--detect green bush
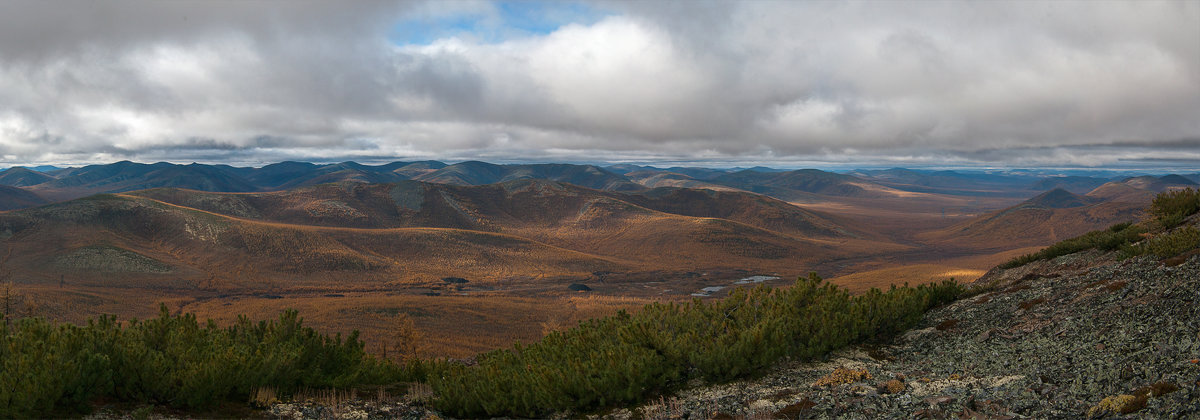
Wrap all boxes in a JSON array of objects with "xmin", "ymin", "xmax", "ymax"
[
  {"xmin": 425, "ymin": 274, "xmax": 963, "ymax": 418},
  {"xmin": 0, "ymin": 305, "xmax": 397, "ymax": 418},
  {"xmin": 1121, "ymin": 226, "xmax": 1200, "ymax": 259},
  {"xmin": 1150, "ymin": 188, "xmax": 1200, "ymax": 229},
  {"xmin": 1000, "ymin": 222, "xmax": 1143, "ymax": 269},
  {"xmin": 3, "ymin": 278, "xmax": 964, "ymax": 418}
]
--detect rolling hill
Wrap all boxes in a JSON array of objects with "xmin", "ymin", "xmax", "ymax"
[
  {"xmin": 710, "ymin": 169, "xmax": 909, "ymax": 200},
  {"xmin": 413, "ymin": 162, "xmax": 642, "ymax": 191},
  {"xmin": 919, "ymin": 188, "xmax": 1142, "ymax": 249},
  {"xmin": 1085, "ymin": 174, "xmax": 1198, "ymax": 203},
  {"xmin": 127, "ymin": 180, "xmax": 850, "ymax": 236},
  {"xmin": 1028, "ymin": 175, "xmax": 1112, "ymax": 194},
  {"xmin": 0, "ymin": 167, "xmax": 56, "ymax": 187},
  {"xmin": 849, "ymin": 168, "xmax": 1040, "ymax": 196},
  {"xmin": 6, "ymin": 160, "xmax": 645, "ymax": 204},
  {"xmin": 0, "ymin": 180, "xmax": 879, "ymax": 290},
  {"xmin": 0, "ymin": 185, "xmax": 46, "ymax": 211},
  {"xmin": 622, "ymin": 170, "xmax": 735, "ymax": 190}
]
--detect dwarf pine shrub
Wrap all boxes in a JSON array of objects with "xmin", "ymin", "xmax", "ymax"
[
  {"xmin": 1121, "ymin": 225, "xmax": 1200, "ymax": 259},
  {"xmin": 1150, "ymin": 188, "xmax": 1200, "ymax": 229},
  {"xmin": 4, "ymin": 277, "xmax": 963, "ymax": 418},
  {"xmin": 1000, "ymin": 222, "xmax": 1143, "ymax": 269},
  {"xmin": 425, "ymin": 274, "xmax": 963, "ymax": 418},
  {"xmin": 0, "ymin": 305, "xmax": 398, "ymax": 418}
]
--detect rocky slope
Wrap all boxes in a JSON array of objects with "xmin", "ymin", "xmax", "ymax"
[{"xmin": 607, "ymin": 251, "xmax": 1200, "ymax": 419}]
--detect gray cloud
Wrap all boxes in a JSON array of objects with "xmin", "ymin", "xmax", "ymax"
[{"xmin": 0, "ymin": 0, "xmax": 1197, "ymax": 168}]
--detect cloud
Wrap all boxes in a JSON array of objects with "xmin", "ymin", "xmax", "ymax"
[{"xmin": 0, "ymin": 0, "xmax": 1197, "ymax": 168}]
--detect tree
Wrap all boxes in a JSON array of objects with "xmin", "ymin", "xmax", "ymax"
[{"xmin": 387, "ymin": 313, "xmax": 425, "ymax": 363}]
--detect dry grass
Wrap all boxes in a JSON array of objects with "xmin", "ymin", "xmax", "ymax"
[
  {"xmin": 404, "ymin": 383, "xmax": 434, "ymax": 403},
  {"xmin": 249, "ymin": 387, "xmax": 279, "ymax": 408},
  {"xmin": 639, "ymin": 396, "xmax": 685, "ymax": 420},
  {"xmin": 814, "ymin": 367, "xmax": 872, "ymax": 387},
  {"xmin": 292, "ymin": 388, "xmax": 356, "ymax": 406}
]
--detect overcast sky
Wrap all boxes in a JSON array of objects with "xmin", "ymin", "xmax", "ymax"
[{"xmin": 0, "ymin": 0, "xmax": 1197, "ymax": 168}]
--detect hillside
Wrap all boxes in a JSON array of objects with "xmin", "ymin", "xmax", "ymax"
[
  {"xmin": 1021, "ymin": 187, "xmax": 1099, "ymax": 208},
  {"xmin": 0, "ymin": 167, "xmax": 56, "ymax": 187},
  {"xmin": 10, "ymin": 160, "xmax": 646, "ymax": 202},
  {"xmin": 0, "ymin": 192, "xmax": 621, "ymax": 287},
  {"xmin": 614, "ymin": 239, "xmax": 1200, "ymax": 419},
  {"xmin": 0, "ymin": 180, "xmax": 878, "ymax": 291},
  {"xmin": 623, "ymin": 170, "xmax": 735, "ymax": 190},
  {"xmin": 851, "ymin": 168, "xmax": 1040, "ymax": 197},
  {"xmin": 1029, "ymin": 175, "xmax": 1112, "ymax": 194},
  {"xmin": 920, "ymin": 188, "xmax": 1143, "ymax": 249},
  {"xmin": 1088, "ymin": 175, "xmax": 1199, "ymax": 203},
  {"xmin": 413, "ymin": 161, "xmax": 642, "ymax": 191},
  {"xmin": 711, "ymin": 169, "xmax": 909, "ymax": 200},
  {"xmin": 25, "ymin": 161, "xmax": 259, "ymax": 201},
  {"xmin": 0, "ymin": 185, "xmax": 46, "ymax": 211}
]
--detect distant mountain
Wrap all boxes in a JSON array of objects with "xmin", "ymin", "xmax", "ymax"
[
  {"xmin": 711, "ymin": 169, "xmax": 900, "ymax": 200},
  {"xmin": 604, "ymin": 164, "xmax": 656, "ymax": 175},
  {"xmin": 1087, "ymin": 175, "xmax": 1198, "ymax": 203},
  {"xmin": 1028, "ymin": 176, "xmax": 1112, "ymax": 194},
  {"xmin": 0, "ymin": 167, "xmax": 56, "ymax": 187},
  {"xmin": 33, "ymin": 161, "xmax": 258, "ymax": 200},
  {"xmin": 615, "ymin": 187, "xmax": 850, "ymax": 238},
  {"xmin": 1124, "ymin": 174, "xmax": 1197, "ymax": 190},
  {"xmin": 732, "ymin": 166, "xmax": 789, "ymax": 173},
  {"xmin": 1021, "ymin": 188, "xmax": 1099, "ymax": 209},
  {"xmin": 921, "ymin": 188, "xmax": 1141, "ymax": 249},
  {"xmin": 850, "ymin": 168, "xmax": 1040, "ymax": 196},
  {"xmin": 0, "ymin": 185, "xmax": 47, "ymax": 211},
  {"xmin": 391, "ymin": 161, "xmax": 448, "ymax": 178},
  {"xmin": 414, "ymin": 162, "xmax": 642, "ymax": 191},
  {"xmin": 623, "ymin": 171, "xmax": 735, "ymax": 191},
  {"xmin": 6, "ymin": 160, "xmax": 652, "ymax": 201},
  {"xmin": 662, "ymin": 167, "xmax": 733, "ymax": 180}
]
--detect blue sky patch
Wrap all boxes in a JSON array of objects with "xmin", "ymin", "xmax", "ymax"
[{"xmin": 390, "ymin": 1, "xmax": 612, "ymax": 45}]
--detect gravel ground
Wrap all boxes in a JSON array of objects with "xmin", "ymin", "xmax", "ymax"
[{"xmin": 603, "ymin": 251, "xmax": 1200, "ymax": 419}]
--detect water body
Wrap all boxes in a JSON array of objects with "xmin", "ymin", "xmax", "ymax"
[{"xmin": 734, "ymin": 275, "xmax": 779, "ymax": 285}]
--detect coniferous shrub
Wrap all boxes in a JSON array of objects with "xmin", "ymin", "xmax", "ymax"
[
  {"xmin": 1000, "ymin": 222, "xmax": 1143, "ymax": 269},
  {"xmin": 0, "ymin": 305, "xmax": 398, "ymax": 418},
  {"xmin": 1121, "ymin": 225, "xmax": 1200, "ymax": 259},
  {"xmin": 4, "ymin": 277, "xmax": 965, "ymax": 418},
  {"xmin": 424, "ymin": 274, "xmax": 963, "ymax": 418},
  {"xmin": 1150, "ymin": 188, "xmax": 1200, "ymax": 229}
]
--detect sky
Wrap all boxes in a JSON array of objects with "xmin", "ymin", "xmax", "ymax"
[{"xmin": 0, "ymin": 0, "xmax": 1197, "ymax": 169}]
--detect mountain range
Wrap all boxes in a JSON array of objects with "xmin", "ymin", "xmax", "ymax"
[
  {"xmin": 3, "ymin": 159, "xmax": 1199, "ymax": 365},
  {"xmin": 4, "ymin": 160, "xmax": 1196, "ymax": 210}
]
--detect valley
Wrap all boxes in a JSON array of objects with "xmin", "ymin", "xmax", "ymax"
[{"xmin": 1, "ymin": 161, "xmax": 1195, "ymax": 357}]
